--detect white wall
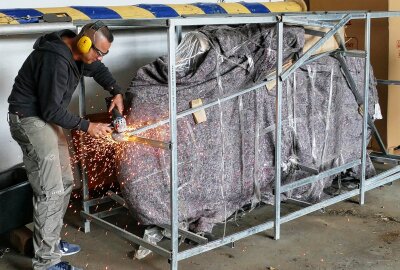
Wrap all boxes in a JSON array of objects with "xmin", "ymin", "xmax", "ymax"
[{"xmin": 0, "ymin": 0, "xmax": 279, "ymax": 171}]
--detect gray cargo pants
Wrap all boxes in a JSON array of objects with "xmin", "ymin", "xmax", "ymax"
[{"xmin": 8, "ymin": 114, "xmax": 74, "ymax": 270}]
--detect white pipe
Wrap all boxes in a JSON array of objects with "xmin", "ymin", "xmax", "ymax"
[{"xmin": 0, "ymin": 22, "xmax": 74, "ymax": 36}]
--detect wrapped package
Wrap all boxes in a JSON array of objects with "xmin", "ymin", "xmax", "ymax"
[{"xmin": 118, "ymin": 23, "xmax": 378, "ymax": 233}]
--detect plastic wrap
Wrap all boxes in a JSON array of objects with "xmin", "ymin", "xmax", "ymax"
[
  {"xmin": 118, "ymin": 23, "xmax": 378, "ymax": 233},
  {"xmin": 134, "ymin": 226, "xmax": 164, "ymax": 259}
]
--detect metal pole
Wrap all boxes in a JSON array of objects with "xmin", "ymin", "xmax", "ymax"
[
  {"xmin": 167, "ymin": 20, "xmax": 179, "ymax": 270},
  {"xmin": 76, "ymin": 23, "xmax": 91, "ymax": 233},
  {"xmin": 360, "ymin": 13, "xmax": 371, "ymax": 205},
  {"xmin": 274, "ymin": 20, "xmax": 283, "ymax": 241},
  {"xmin": 79, "ymin": 76, "xmax": 90, "ymax": 233}
]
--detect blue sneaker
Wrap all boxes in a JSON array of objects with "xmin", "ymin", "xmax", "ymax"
[
  {"xmin": 47, "ymin": 261, "xmax": 82, "ymax": 270},
  {"xmin": 59, "ymin": 240, "xmax": 81, "ymax": 256}
]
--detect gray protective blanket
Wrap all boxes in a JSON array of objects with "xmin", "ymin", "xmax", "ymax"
[{"xmin": 119, "ymin": 24, "xmax": 378, "ymax": 233}]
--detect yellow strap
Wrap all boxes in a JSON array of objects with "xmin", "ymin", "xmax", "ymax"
[{"xmin": 36, "ymin": 7, "xmax": 90, "ymax": 21}]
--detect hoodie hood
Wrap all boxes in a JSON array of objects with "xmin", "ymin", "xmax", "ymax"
[{"xmin": 33, "ymin": 29, "xmax": 81, "ymax": 77}]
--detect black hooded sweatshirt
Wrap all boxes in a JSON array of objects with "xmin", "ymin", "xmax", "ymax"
[{"xmin": 8, "ymin": 29, "xmax": 123, "ymax": 132}]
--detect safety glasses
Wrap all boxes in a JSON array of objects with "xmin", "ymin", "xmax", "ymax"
[{"xmin": 92, "ymin": 44, "xmax": 109, "ymax": 57}]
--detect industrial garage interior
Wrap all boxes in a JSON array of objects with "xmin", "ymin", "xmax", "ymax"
[{"xmin": 1, "ymin": 0, "xmax": 400, "ymax": 270}]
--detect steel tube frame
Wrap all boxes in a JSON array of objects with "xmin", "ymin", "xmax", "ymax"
[
  {"xmin": 281, "ymin": 189, "xmax": 360, "ymax": 223},
  {"xmin": 81, "ymin": 211, "xmax": 172, "ymax": 258},
  {"xmin": 167, "ymin": 21, "xmax": 179, "ymax": 270},
  {"xmin": 366, "ymin": 171, "xmax": 400, "ymax": 191},
  {"xmin": 70, "ymin": 11, "xmax": 400, "ymax": 270},
  {"xmin": 360, "ymin": 14, "xmax": 371, "ymax": 205},
  {"xmin": 377, "ymin": 79, "xmax": 400, "ymax": 85},
  {"xmin": 281, "ymin": 160, "xmax": 361, "ymax": 193},
  {"xmin": 274, "ymin": 21, "xmax": 283, "ymax": 241},
  {"xmin": 92, "ymin": 206, "xmax": 126, "ymax": 219}
]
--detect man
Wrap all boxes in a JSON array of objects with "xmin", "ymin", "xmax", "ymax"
[{"xmin": 7, "ymin": 21, "xmax": 123, "ymax": 270}]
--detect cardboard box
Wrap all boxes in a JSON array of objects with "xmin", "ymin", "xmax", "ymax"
[
  {"xmin": 388, "ymin": 0, "xmax": 400, "ymax": 152},
  {"xmin": 309, "ymin": 1, "xmax": 390, "ymax": 151}
]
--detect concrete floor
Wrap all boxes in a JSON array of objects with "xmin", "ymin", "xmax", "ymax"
[{"xmin": 1, "ymin": 178, "xmax": 399, "ymax": 270}]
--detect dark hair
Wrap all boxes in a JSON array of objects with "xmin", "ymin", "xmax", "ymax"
[
  {"xmin": 79, "ymin": 21, "xmax": 114, "ymax": 43},
  {"xmin": 98, "ymin": 24, "xmax": 114, "ymax": 43}
]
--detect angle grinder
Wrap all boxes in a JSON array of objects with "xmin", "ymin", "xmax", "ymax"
[{"xmin": 105, "ymin": 97, "xmax": 127, "ymax": 140}]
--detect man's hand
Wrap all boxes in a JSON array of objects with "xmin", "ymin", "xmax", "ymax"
[
  {"xmin": 108, "ymin": 94, "xmax": 124, "ymax": 115},
  {"xmin": 87, "ymin": 122, "xmax": 113, "ymax": 138}
]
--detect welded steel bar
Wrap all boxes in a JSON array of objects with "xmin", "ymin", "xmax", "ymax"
[
  {"xmin": 118, "ymin": 135, "xmax": 170, "ymax": 150},
  {"xmin": 285, "ymin": 198, "xmax": 312, "ymax": 208},
  {"xmin": 107, "ymin": 191, "xmax": 128, "ymax": 209},
  {"xmin": 282, "ymin": 17, "xmax": 336, "ymax": 28},
  {"xmin": 366, "ymin": 165, "xmax": 400, "ymax": 184},
  {"xmin": 281, "ymin": 160, "xmax": 361, "ymax": 193},
  {"xmin": 84, "ymin": 196, "xmax": 112, "ymax": 207},
  {"xmin": 81, "ymin": 211, "xmax": 171, "ymax": 258},
  {"xmin": 74, "ymin": 19, "xmax": 169, "ymax": 28},
  {"xmin": 171, "ymin": 16, "xmax": 277, "ymax": 26},
  {"xmin": 167, "ymin": 21, "xmax": 179, "ymax": 270},
  {"xmin": 335, "ymin": 32, "xmax": 347, "ymax": 51},
  {"xmin": 274, "ymin": 21, "xmax": 283, "ymax": 241},
  {"xmin": 283, "ymin": 11, "xmax": 400, "ymax": 20},
  {"xmin": 282, "ymin": 13, "xmax": 350, "ymax": 21},
  {"xmin": 365, "ymin": 172, "xmax": 400, "ymax": 191},
  {"xmin": 341, "ymin": 50, "xmax": 366, "ymax": 58},
  {"xmin": 0, "ymin": 22, "xmax": 74, "ymax": 36},
  {"xmin": 377, "ymin": 79, "xmax": 400, "ymax": 86},
  {"xmin": 281, "ymin": 14, "xmax": 352, "ymax": 81},
  {"xmin": 92, "ymin": 206, "xmax": 126, "ymax": 219},
  {"xmin": 370, "ymin": 152, "xmax": 400, "ymax": 161},
  {"xmin": 177, "ymin": 220, "xmax": 274, "ymax": 261},
  {"xmin": 157, "ymin": 224, "xmax": 208, "ymax": 245},
  {"xmin": 336, "ymin": 53, "xmax": 388, "ymax": 155},
  {"xmin": 304, "ymin": 29, "xmax": 328, "ymax": 37},
  {"xmin": 360, "ymin": 13, "xmax": 371, "ymax": 205},
  {"xmin": 369, "ymin": 12, "xmax": 400, "ymax": 18},
  {"xmin": 281, "ymin": 189, "xmax": 360, "ymax": 224},
  {"xmin": 370, "ymin": 156, "xmax": 400, "ymax": 165}
]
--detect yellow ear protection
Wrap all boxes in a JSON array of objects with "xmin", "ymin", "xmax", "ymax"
[{"xmin": 77, "ymin": 21, "xmax": 106, "ymax": 54}]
